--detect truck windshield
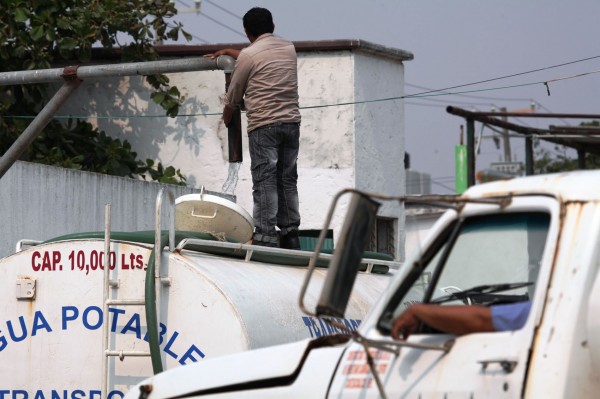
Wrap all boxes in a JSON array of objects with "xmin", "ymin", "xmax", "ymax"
[{"xmin": 380, "ymin": 212, "xmax": 550, "ymax": 332}]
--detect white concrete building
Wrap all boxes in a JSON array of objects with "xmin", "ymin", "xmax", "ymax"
[{"xmin": 60, "ymin": 40, "xmax": 413, "ymax": 259}]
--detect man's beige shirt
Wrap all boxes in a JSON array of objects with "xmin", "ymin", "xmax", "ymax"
[{"xmin": 224, "ymin": 33, "xmax": 301, "ymax": 133}]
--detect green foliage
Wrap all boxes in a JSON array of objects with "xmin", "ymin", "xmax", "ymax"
[
  {"xmin": 0, "ymin": 0, "xmax": 190, "ymax": 184},
  {"xmin": 138, "ymin": 159, "xmax": 187, "ymax": 186},
  {"xmin": 6, "ymin": 118, "xmax": 187, "ymax": 185},
  {"xmin": 534, "ymin": 120, "xmax": 600, "ymax": 174}
]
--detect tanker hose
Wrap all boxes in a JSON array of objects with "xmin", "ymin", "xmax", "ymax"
[{"xmin": 144, "ymin": 231, "xmax": 169, "ymax": 374}]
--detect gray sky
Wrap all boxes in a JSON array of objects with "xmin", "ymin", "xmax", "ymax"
[{"xmin": 171, "ymin": 0, "xmax": 600, "ymax": 193}]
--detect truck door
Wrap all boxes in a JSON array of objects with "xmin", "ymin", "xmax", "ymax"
[{"xmin": 329, "ymin": 197, "xmax": 559, "ymax": 398}]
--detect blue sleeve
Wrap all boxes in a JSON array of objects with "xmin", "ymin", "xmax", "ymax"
[{"xmin": 491, "ymin": 301, "xmax": 532, "ymax": 332}]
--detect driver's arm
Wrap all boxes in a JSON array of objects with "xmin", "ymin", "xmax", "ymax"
[{"xmin": 391, "ymin": 304, "xmax": 495, "ymax": 340}]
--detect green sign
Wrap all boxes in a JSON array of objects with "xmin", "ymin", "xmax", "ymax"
[{"xmin": 455, "ymin": 145, "xmax": 467, "ymax": 194}]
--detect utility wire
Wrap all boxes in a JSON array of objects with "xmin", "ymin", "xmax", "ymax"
[
  {"xmin": 427, "ymin": 176, "xmax": 458, "ymax": 182},
  {"xmin": 405, "ymin": 101, "xmax": 449, "ymax": 108},
  {"xmin": 176, "ymin": 0, "xmax": 194, "ymax": 8},
  {"xmin": 5, "ymin": 57, "xmax": 600, "ymax": 120},
  {"xmin": 174, "ymin": 0, "xmax": 245, "ymax": 39},
  {"xmin": 306, "ymin": 65, "xmax": 600, "ymax": 107},
  {"xmin": 204, "ymin": 0, "xmax": 243, "ymax": 20},
  {"xmin": 406, "ymin": 95, "xmax": 497, "ymax": 107},
  {"xmin": 172, "ymin": 0, "xmax": 209, "ymax": 43},
  {"xmin": 198, "ymin": 12, "xmax": 246, "ymax": 38},
  {"xmin": 406, "ymin": 82, "xmax": 532, "ymax": 102},
  {"xmin": 189, "ymin": 33, "xmax": 209, "ymax": 44},
  {"xmin": 430, "ymin": 180, "xmax": 455, "ymax": 192},
  {"xmin": 408, "ymin": 54, "xmax": 600, "ymax": 97}
]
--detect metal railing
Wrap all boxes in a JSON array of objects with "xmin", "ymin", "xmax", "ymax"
[{"xmin": 175, "ymin": 237, "xmax": 402, "ymax": 271}]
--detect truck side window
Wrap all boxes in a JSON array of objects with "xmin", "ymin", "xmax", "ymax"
[{"xmin": 379, "ymin": 212, "xmax": 550, "ymax": 333}]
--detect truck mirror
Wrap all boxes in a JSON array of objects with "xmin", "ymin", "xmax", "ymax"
[{"xmin": 316, "ymin": 192, "xmax": 380, "ymax": 318}]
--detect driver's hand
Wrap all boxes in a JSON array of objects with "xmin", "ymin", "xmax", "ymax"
[
  {"xmin": 204, "ymin": 49, "xmax": 228, "ymax": 59},
  {"xmin": 391, "ymin": 307, "xmax": 420, "ymax": 340}
]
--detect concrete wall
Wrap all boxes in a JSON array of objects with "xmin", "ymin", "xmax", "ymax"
[
  {"xmin": 56, "ymin": 46, "xmax": 407, "ymax": 258},
  {"xmin": 0, "ymin": 161, "xmax": 201, "ymax": 258},
  {"xmin": 353, "ymin": 52, "xmax": 406, "ymax": 258}
]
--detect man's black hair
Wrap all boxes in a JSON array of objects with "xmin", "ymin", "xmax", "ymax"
[{"xmin": 243, "ymin": 7, "xmax": 274, "ymax": 37}]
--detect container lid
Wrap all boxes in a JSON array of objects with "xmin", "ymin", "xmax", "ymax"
[{"xmin": 175, "ymin": 193, "xmax": 254, "ymax": 244}]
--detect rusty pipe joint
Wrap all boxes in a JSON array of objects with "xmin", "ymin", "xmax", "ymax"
[
  {"xmin": 216, "ymin": 55, "xmax": 236, "ymax": 74},
  {"xmin": 61, "ymin": 65, "xmax": 81, "ymax": 82}
]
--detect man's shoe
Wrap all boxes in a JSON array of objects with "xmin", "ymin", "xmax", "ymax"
[{"xmin": 280, "ymin": 230, "xmax": 301, "ymax": 250}]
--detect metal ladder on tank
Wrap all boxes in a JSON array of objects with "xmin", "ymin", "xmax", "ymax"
[{"xmin": 101, "ymin": 188, "xmax": 175, "ymax": 398}]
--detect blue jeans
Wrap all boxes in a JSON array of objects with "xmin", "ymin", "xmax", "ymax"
[{"xmin": 248, "ymin": 122, "xmax": 301, "ymax": 245}]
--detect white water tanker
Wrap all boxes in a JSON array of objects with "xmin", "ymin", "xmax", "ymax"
[{"xmin": 0, "ymin": 189, "xmax": 398, "ymax": 399}]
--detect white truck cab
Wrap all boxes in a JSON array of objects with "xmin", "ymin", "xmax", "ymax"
[{"xmin": 125, "ymin": 170, "xmax": 600, "ymax": 398}]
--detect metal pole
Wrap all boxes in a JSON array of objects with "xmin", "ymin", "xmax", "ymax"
[
  {"xmin": 446, "ymin": 106, "xmax": 546, "ymax": 137},
  {"xmin": 0, "ymin": 56, "xmax": 235, "ymax": 86},
  {"xmin": 577, "ymin": 149, "xmax": 586, "ymax": 169},
  {"xmin": 469, "ymin": 111, "xmax": 600, "ymax": 120},
  {"xmin": 0, "ymin": 55, "xmax": 236, "ymax": 181},
  {"xmin": 525, "ymin": 136, "xmax": 534, "ymax": 176},
  {"xmin": 500, "ymin": 107, "xmax": 512, "ymax": 162},
  {"xmin": 0, "ymin": 79, "xmax": 81, "ymax": 179},
  {"xmin": 102, "ymin": 204, "xmax": 112, "ymax": 399},
  {"xmin": 466, "ymin": 118, "xmax": 475, "ymax": 187},
  {"xmin": 225, "ymin": 72, "xmax": 243, "ymax": 162}
]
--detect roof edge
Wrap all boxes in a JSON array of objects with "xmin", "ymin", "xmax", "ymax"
[
  {"xmin": 91, "ymin": 39, "xmax": 414, "ymax": 63},
  {"xmin": 292, "ymin": 39, "xmax": 414, "ymax": 62}
]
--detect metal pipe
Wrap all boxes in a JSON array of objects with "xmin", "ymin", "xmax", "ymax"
[
  {"xmin": 0, "ymin": 79, "xmax": 81, "ymax": 179},
  {"xmin": 15, "ymin": 239, "xmax": 42, "ymax": 252},
  {"xmin": 447, "ymin": 106, "xmax": 546, "ymax": 137},
  {"xmin": 470, "ymin": 111, "xmax": 600, "ymax": 119},
  {"xmin": 0, "ymin": 56, "xmax": 236, "ymax": 86},
  {"xmin": 466, "ymin": 119, "xmax": 475, "ymax": 187},
  {"xmin": 0, "ymin": 56, "xmax": 236, "ymax": 181},
  {"xmin": 216, "ymin": 56, "xmax": 236, "ymax": 73},
  {"xmin": 176, "ymin": 237, "xmax": 403, "ymax": 269},
  {"xmin": 225, "ymin": 72, "xmax": 243, "ymax": 162},
  {"xmin": 577, "ymin": 149, "xmax": 586, "ymax": 170},
  {"xmin": 448, "ymin": 106, "xmax": 600, "ymax": 156},
  {"xmin": 106, "ymin": 350, "xmax": 151, "ymax": 357},
  {"xmin": 525, "ymin": 136, "xmax": 534, "ymax": 176},
  {"xmin": 549, "ymin": 125, "xmax": 600, "ymax": 135},
  {"xmin": 146, "ymin": 187, "xmax": 175, "ymax": 375},
  {"xmin": 101, "ymin": 204, "xmax": 111, "ymax": 399},
  {"xmin": 500, "ymin": 107, "xmax": 512, "ymax": 162}
]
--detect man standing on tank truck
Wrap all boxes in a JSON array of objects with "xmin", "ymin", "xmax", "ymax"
[{"xmin": 207, "ymin": 7, "xmax": 301, "ymax": 250}]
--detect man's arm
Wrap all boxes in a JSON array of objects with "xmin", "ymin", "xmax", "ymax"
[
  {"xmin": 205, "ymin": 49, "xmax": 241, "ymax": 60},
  {"xmin": 391, "ymin": 304, "xmax": 495, "ymax": 340},
  {"xmin": 220, "ymin": 52, "xmax": 251, "ymax": 126}
]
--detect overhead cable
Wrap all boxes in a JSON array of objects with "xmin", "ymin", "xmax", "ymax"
[
  {"xmin": 406, "ymin": 82, "xmax": 531, "ymax": 102},
  {"xmin": 5, "ymin": 57, "xmax": 600, "ymax": 120},
  {"xmin": 198, "ymin": 12, "xmax": 246, "ymax": 38},
  {"xmin": 409, "ymin": 54, "xmax": 600, "ymax": 97},
  {"xmin": 204, "ymin": 0, "xmax": 243, "ymax": 20},
  {"xmin": 174, "ymin": 0, "xmax": 245, "ymax": 39}
]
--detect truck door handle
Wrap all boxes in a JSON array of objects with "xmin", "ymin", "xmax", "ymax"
[{"xmin": 478, "ymin": 359, "xmax": 517, "ymax": 373}]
